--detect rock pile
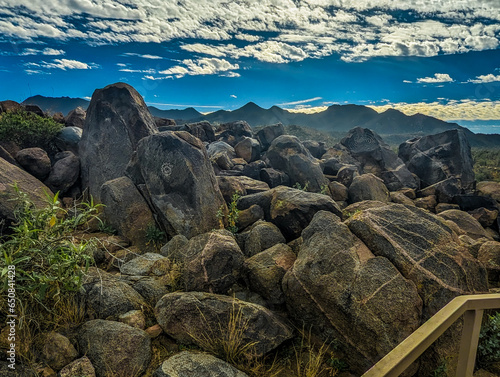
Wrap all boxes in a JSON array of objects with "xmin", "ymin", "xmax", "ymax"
[{"xmin": 1, "ymin": 83, "xmax": 499, "ymax": 377}]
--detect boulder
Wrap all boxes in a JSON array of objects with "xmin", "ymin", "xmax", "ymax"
[
  {"xmin": 244, "ymin": 243, "xmax": 296, "ymax": 306},
  {"xmin": 398, "ymin": 129, "xmax": 474, "ymax": 190},
  {"xmin": 154, "ymin": 117, "xmax": 176, "ymax": 128},
  {"xmin": 477, "ymin": 241, "xmax": 500, "ymax": 287},
  {"xmin": 477, "ymin": 181, "xmax": 500, "ymax": 203},
  {"xmin": 469, "ymin": 207, "xmax": 499, "ymax": 228},
  {"xmin": 41, "ymin": 332, "xmax": 78, "ymax": 370},
  {"xmin": 414, "ymin": 195, "xmax": 437, "ymax": 212},
  {"xmin": 256, "ymin": 123, "xmax": 285, "ymax": 151},
  {"xmin": 240, "ymin": 160, "xmax": 267, "ymax": 180},
  {"xmin": 0, "ymin": 100, "xmax": 21, "ymax": 113},
  {"xmin": 187, "ymin": 121, "xmax": 216, "ymax": 143},
  {"xmin": 217, "ymin": 121, "xmax": 253, "ymax": 146},
  {"xmin": 58, "ymin": 356, "xmax": 96, "ymax": 377},
  {"xmin": 130, "ymin": 131, "xmax": 226, "ymax": 239},
  {"xmin": 154, "ymin": 351, "xmax": 248, "ymax": 377},
  {"xmin": 171, "ymin": 230, "xmax": 244, "ymax": 294},
  {"xmin": 125, "ymin": 276, "xmax": 172, "ymax": 307},
  {"xmin": 234, "ymin": 137, "xmax": 261, "ymax": 163},
  {"xmin": 438, "ymin": 209, "xmax": 493, "ymax": 240},
  {"xmin": 303, "ymin": 140, "xmax": 326, "ymax": 159},
  {"xmin": 328, "ymin": 181, "xmax": 348, "ymax": 202},
  {"xmin": 15, "ymin": 147, "xmax": 51, "ymax": 180},
  {"xmin": 260, "ymin": 168, "xmax": 290, "ymax": 188},
  {"xmin": 44, "ymin": 151, "xmax": 80, "ymax": 194},
  {"xmin": 118, "ymin": 310, "xmax": 146, "ymax": 330},
  {"xmin": 418, "ymin": 177, "xmax": 461, "ymax": 204},
  {"xmin": 154, "ymin": 292, "xmax": 293, "ymax": 357},
  {"xmin": 236, "ymin": 204, "xmax": 265, "ymax": 230},
  {"xmin": 81, "ymin": 271, "xmax": 147, "ymax": 319},
  {"xmin": 100, "ymin": 176, "xmax": 156, "ymax": 250},
  {"xmin": 435, "ymin": 203, "xmax": 460, "ymax": 213},
  {"xmin": 264, "ymin": 135, "xmax": 328, "ymax": 193},
  {"xmin": 348, "ymin": 173, "xmax": 390, "ymax": 203},
  {"xmin": 77, "ymin": 319, "xmax": 151, "ymax": 377},
  {"xmin": 238, "ymin": 186, "xmax": 342, "ymax": 241},
  {"xmin": 390, "ymin": 191, "xmax": 415, "ymax": 206},
  {"xmin": 80, "ymin": 82, "xmax": 157, "ymax": 202},
  {"xmin": 65, "ymin": 106, "xmax": 86, "ymax": 129},
  {"xmin": 243, "ymin": 221, "xmax": 286, "ymax": 257},
  {"xmin": 341, "ymin": 127, "xmax": 418, "ymax": 190},
  {"xmin": 160, "ymin": 234, "xmax": 189, "ymax": 258},
  {"xmin": 55, "ymin": 126, "xmax": 82, "ymax": 154},
  {"xmin": 342, "ymin": 200, "xmax": 389, "ymax": 221},
  {"xmin": 321, "ymin": 157, "xmax": 343, "ymax": 176},
  {"xmin": 24, "ymin": 104, "xmax": 45, "ymax": 117},
  {"xmin": 217, "ymin": 176, "xmax": 269, "ymax": 203},
  {"xmin": 120, "ymin": 252, "xmax": 172, "ymax": 276},
  {"xmin": 336, "ymin": 165, "xmax": 359, "ymax": 188},
  {"xmin": 283, "ymin": 211, "xmax": 422, "ymax": 375},
  {"xmin": 453, "ymin": 195, "xmax": 499, "ymax": 212},
  {"xmin": 0, "ymin": 157, "xmax": 53, "ymax": 222}
]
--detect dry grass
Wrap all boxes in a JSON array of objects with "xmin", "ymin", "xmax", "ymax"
[{"xmin": 294, "ymin": 328, "xmax": 340, "ymax": 377}]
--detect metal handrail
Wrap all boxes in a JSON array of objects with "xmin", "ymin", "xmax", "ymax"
[{"xmin": 362, "ymin": 294, "xmax": 500, "ymax": 377}]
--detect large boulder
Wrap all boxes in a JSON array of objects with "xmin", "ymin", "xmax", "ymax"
[
  {"xmin": 41, "ymin": 332, "xmax": 78, "ymax": 370},
  {"xmin": 154, "ymin": 351, "xmax": 248, "ymax": 377},
  {"xmin": 217, "ymin": 121, "xmax": 253, "ymax": 146},
  {"xmin": 341, "ymin": 127, "xmax": 418, "ymax": 190},
  {"xmin": 264, "ymin": 135, "xmax": 328, "ymax": 193},
  {"xmin": 100, "ymin": 176, "xmax": 156, "ymax": 250},
  {"xmin": 238, "ymin": 186, "xmax": 342, "ymax": 240},
  {"xmin": 438, "ymin": 209, "xmax": 493, "ymax": 240},
  {"xmin": 256, "ymin": 123, "xmax": 285, "ymax": 152},
  {"xmin": 154, "ymin": 292, "xmax": 293, "ymax": 357},
  {"xmin": 55, "ymin": 126, "xmax": 82, "ymax": 154},
  {"xmin": 77, "ymin": 319, "xmax": 151, "ymax": 377},
  {"xmin": 186, "ymin": 121, "xmax": 216, "ymax": 143},
  {"xmin": 168, "ymin": 230, "xmax": 244, "ymax": 294},
  {"xmin": 129, "ymin": 131, "xmax": 226, "ymax": 239},
  {"xmin": 79, "ymin": 82, "xmax": 157, "ymax": 202},
  {"xmin": 234, "ymin": 137, "xmax": 261, "ymax": 163},
  {"xmin": 120, "ymin": 252, "xmax": 172, "ymax": 277},
  {"xmin": 477, "ymin": 241, "xmax": 500, "ymax": 287},
  {"xmin": 0, "ymin": 157, "xmax": 53, "ymax": 222},
  {"xmin": 15, "ymin": 147, "xmax": 52, "ymax": 180},
  {"xmin": 242, "ymin": 220, "xmax": 286, "ymax": 257},
  {"xmin": 65, "ymin": 106, "xmax": 86, "ymax": 129},
  {"xmin": 398, "ymin": 129, "xmax": 474, "ymax": 190},
  {"xmin": 44, "ymin": 151, "xmax": 80, "ymax": 194},
  {"xmin": 283, "ymin": 211, "xmax": 422, "ymax": 375},
  {"xmin": 348, "ymin": 173, "xmax": 390, "ymax": 203},
  {"xmin": 477, "ymin": 181, "xmax": 500, "ymax": 203}
]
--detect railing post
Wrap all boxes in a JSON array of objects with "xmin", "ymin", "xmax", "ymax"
[{"xmin": 456, "ymin": 309, "xmax": 484, "ymax": 377}]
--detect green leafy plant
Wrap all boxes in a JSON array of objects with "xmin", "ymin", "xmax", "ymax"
[
  {"xmin": 145, "ymin": 223, "xmax": 166, "ymax": 250},
  {"xmin": 478, "ymin": 311, "xmax": 500, "ymax": 368},
  {"xmin": 217, "ymin": 192, "xmax": 241, "ymax": 234},
  {"xmin": 320, "ymin": 184, "xmax": 330, "ymax": 196},
  {"xmin": 0, "ymin": 110, "xmax": 63, "ymax": 152},
  {"xmin": 429, "ymin": 359, "xmax": 448, "ymax": 377},
  {"xmin": 293, "ymin": 182, "xmax": 310, "ymax": 192},
  {"xmin": 98, "ymin": 220, "xmax": 117, "ymax": 235}
]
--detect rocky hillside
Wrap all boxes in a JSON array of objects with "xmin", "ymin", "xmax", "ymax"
[{"xmin": 1, "ymin": 83, "xmax": 500, "ymax": 377}]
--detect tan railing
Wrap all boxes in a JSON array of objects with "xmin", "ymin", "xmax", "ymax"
[{"xmin": 362, "ymin": 294, "xmax": 500, "ymax": 377}]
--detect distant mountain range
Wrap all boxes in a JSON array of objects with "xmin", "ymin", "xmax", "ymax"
[{"xmin": 22, "ymin": 95, "xmax": 500, "ymax": 148}]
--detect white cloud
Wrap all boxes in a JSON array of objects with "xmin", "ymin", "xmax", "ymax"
[
  {"xmin": 122, "ymin": 52, "xmax": 163, "ymax": 59},
  {"xmin": 416, "ymin": 73, "xmax": 454, "ymax": 84},
  {"xmin": 278, "ymin": 97, "xmax": 323, "ymax": 106},
  {"xmin": 25, "ymin": 58, "xmax": 98, "ymax": 70},
  {"xmin": 230, "ymin": 94, "xmax": 237, "ymax": 98},
  {"xmin": 119, "ymin": 68, "xmax": 156, "ymax": 73},
  {"xmin": 468, "ymin": 74, "xmax": 500, "ymax": 84},
  {"xmin": 159, "ymin": 58, "xmax": 239, "ymax": 78}
]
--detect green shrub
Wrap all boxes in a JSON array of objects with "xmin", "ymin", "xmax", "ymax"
[
  {"xmin": 145, "ymin": 223, "xmax": 166, "ymax": 250},
  {"xmin": 0, "ymin": 110, "xmax": 63, "ymax": 151},
  {"xmin": 478, "ymin": 312, "xmax": 500, "ymax": 368},
  {"xmin": 217, "ymin": 192, "xmax": 241, "ymax": 234},
  {"xmin": 472, "ymin": 148, "xmax": 500, "ymax": 182}
]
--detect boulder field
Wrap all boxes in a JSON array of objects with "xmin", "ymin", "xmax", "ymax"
[{"xmin": 1, "ymin": 83, "xmax": 499, "ymax": 377}]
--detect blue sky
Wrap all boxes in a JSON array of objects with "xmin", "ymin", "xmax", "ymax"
[{"xmin": 0, "ymin": 0, "xmax": 500, "ymax": 133}]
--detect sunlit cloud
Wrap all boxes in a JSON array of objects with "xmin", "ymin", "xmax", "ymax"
[{"xmin": 416, "ymin": 73, "xmax": 454, "ymax": 84}]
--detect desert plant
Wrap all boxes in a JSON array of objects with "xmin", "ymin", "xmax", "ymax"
[
  {"xmin": 217, "ymin": 192, "xmax": 241, "ymax": 234},
  {"xmin": 0, "ymin": 109, "xmax": 63, "ymax": 152},
  {"xmin": 478, "ymin": 311, "xmax": 500, "ymax": 368},
  {"xmin": 294, "ymin": 328, "xmax": 339, "ymax": 377},
  {"xmin": 145, "ymin": 223, "xmax": 165, "ymax": 250},
  {"xmin": 293, "ymin": 182, "xmax": 310, "ymax": 192}
]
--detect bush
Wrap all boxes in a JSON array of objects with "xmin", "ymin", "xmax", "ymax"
[
  {"xmin": 472, "ymin": 148, "xmax": 500, "ymax": 182},
  {"xmin": 478, "ymin": 311, "xmax": 500, "ymax": 369},
  {"xmin": 0, "ymin": 110, "xmax": 63, "ymax": 151}
]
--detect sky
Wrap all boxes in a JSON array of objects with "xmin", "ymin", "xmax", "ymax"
[{"xmin": 0, "ymin": 0, "xmax": 500, "ymax": 133}]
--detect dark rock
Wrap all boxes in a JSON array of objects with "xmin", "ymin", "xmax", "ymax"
[
  {"xmin": 477, "ymin": 241, "xmax": 500, "ymax": 288},
  {"xmin": 24, "ymin": 104, "xmax": 45, "ymax": 117},
  {"xmin": 59, "ymin": 356, "xmax": 96, "ymax": 377},
  {"xmin": 256, "ymin": 123, "xmax": 285, "ymax": 151},
  {"xmin": 328, "ymin": 181, "xmax": 349, "ymax": 202},
  {"xmin": 208, "ymin": 141, "xmax": 236, "ymax": 170},
  {"xmin": 0, "ymin": 100, "xmax": 21, "ymax": 113},
  {"xmin": 241, "ymin": 160, "xmax": 266, "ymax": 180},
  {"xmin": 131, "ymin": 131, "xmax": 226, "ymax": 239},
  {"xmin": 341, "ymin": 127, "xmax": 418, "ymax": 190},
  {"xmin": 118, "ymin": 309, "xmax": 146, "ymax": 330},
  {"xmin": 418, "ymin": 177, "xmax": 462, "ymax": 203},
  {"xmin": 160, "ymin": 234, "xmax": 189, "ymax": 258},
  {"xmin": 438, "ymin": 209, "xmax": 493, "ymax": 240},
  {"xmin": 55, "ymin": 126, "xmax": 82, "ymax": 154},
  {"xmin": 154, "ymin": 291, "xmax": 293, "ymax": 357},
  {"xmin": 283, "ymin": 211, "xmax": 422, "ymax": 375},
  {"xmin": 154, "ymin": 117, "xmax": 176, "ymax": 128},
  {"xmin": 237, "ymin": 204, "xmax": 265, "ymax": 230},
  {"xmin": 238, "ymin": 186, "xmax": 342, "ymax": 241},
  {"xmin": 243, "ymin": 220, "xmax": 286, "ymax": 257},
  {"xmin": 469, "ymin": 207, "xmax": 499, "ymax": 228},
  {"xmin": 154, "ymin": 351, "xmax": 249, "ymax": 377},
  {"xmin": 52, "ymin": 112, "xmax": 65, "ymax": 123},
  {"xmin": 399, "ymin": 129, "xmax": 475, "ymax": 190},
  {"xmin": 348, "ymin": 173, "xmax": 390, "ymax": 203},
  {"xmin": 235, "ymin": 137, "xmax": 261, "ymax": 163},
  {"xmin": 120, "ymin": 253, "xmax": 172, "ymax": 276},
  {"xmin": 44, "ymin": 151, "xmax": 80, "ymax": 194},
  {"xmin": 342, "ymin": 200, "xmax": 388, "ymax": 220},
  {"xmin": 415, "ymin": 195, "xmax": 437, "ymax": 212},
  {"xmin": 303, "ymin": 140, "xmax": 327, "ymax": 159},
  {"xmin": 453, "ymin": 195, "xmax": 499, "ymax": 212},
  {"xmin": 477, "ymin": 181, "xmax": 500, "ymax": 203},
  {"xmin": 0, "ymin": 145, "xmax": 19, "ymax": 167},
  {"xmin": 65, "ymin": 106, "xmax": 86, "ymax": 128},
  {"xmin": 0, "ymin": 157, "xmax": 53, "ymax": 222},
  {"xmin": 77, "ymin": 319, "xmax": 151, "ymax": 377},
  {"xmin": 435, "ymin": 203, "xmax": 461, "ymax": 213},
  {"xmin": 336, "ymin": 165, "xmax": 359, "ymax": 187},
  {"xmin": 80, "ymin": 82, "xmax": 157, "ymax": 202},
  {"xmin": 264, "ymin": 135, "xmax": 328, "ymax": 192},
  {"xmin": 217, "ymin": 121, "xmax": 253, "ymax": 146},
  {"xmin": 244, "ymin": 243, "xmax": 296, "ymax": 306},
  {"xmin": 41, "ymin": 332, "xmax": 78, "ymax": 370},
  {"xmin": 16, "ymin": 147, "xmax": 51, "ymax": 180},
  {"xmin": 321, "ymin": 157, "xmax": 343, "ymax": 176},
  {"xmin": 125, "ymin": 276, "xmax": 171, "ymax": 307},
  {"xmin": 100, "ymin": 176, "xmax": 156, "ymax": 250},
  {"xmin": 390, "ymin": 191, "xmax": 415, "ymax": 206},
  {"xmin": 217, "ymin": 176, "xmax": 269, "ymax": 203},
  {"xmin": 187, "ymin": 121, "xmax": 216, "ymax": 143}
]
